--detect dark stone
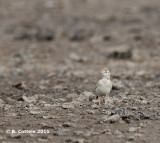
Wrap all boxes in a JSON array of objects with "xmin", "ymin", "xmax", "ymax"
[
  {"xmin": 70, "ymin": 29, "xmax": 92, "ymax": 41},
  {"xmin": 36, "ymin": 28, "xmax": 54, "ymax": 41}
]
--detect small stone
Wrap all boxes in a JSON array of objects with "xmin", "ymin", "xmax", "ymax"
[
  {"xmin": 62, "ymin": 102, "xmax": 74, "ymax": 109},
  {"xmin": 73, "ymin": 139, "xmax": 85, "ymax": 143},
  {"xmin": 66, "ymin": 94, "xmax": 78, "ymax": 100},
  {"xmin": 108, "ymin": 45, "xmax": 132, "ymax": 59},
  {"xmin": 14, "ymin": 28, "xmax": 30, "ymax": 40},
  {"xmin": 38, "ymin": 138, "xmax": 48, "ymax": 142},
  {"xmin": 112, "ymin": 79, "xmax": 124, "ymax": 90},
  {"xmin": 69, "ymin": 53, "xmax": 87, "ymax": 62},
  {"xmin": 73, "ymin": 131, "xmax": 84, "ymax": 136},
  {"xmin": 92, "ymin": 99, "xmax": 99, "ymax": 104},
  {"xmin": 70, "ymin": 29, "xmax": 90, "ymax": 41},
  {"xmin": 118, "ymin": 134, "xmax": 125, "ymax": 138},
  {"xmin": 91, "ymin": 104, "xmax": 99, "ymax": 109},
  {"xmin": 127, "ymin": 136, "xmax": 135, "ymax": 141},
  {"xmin": 78, "ymin": 91, "xmax": 95, "ymax": 102},
  {"xmin": 10, "ymin": 133, "xmax": 21, "ymax": 138},
  {"xmin": 134, "ymin": 133, "xmax": 143, "ymax": 137},
  {"xmin": 103, "ymin": 114, "xmax": 121, "ymax": 123},
  {"xmin": 115, "ymin": 108, "xmax": 126, "ymax": 116},
  {"xmin": 140, "ymin": 100, "xmax": 148, "ymax": 105},
  {"xmin": 113, "ymin": 130, "xmax": 122, "ymax": 135},
  {"xmin": 138, "ymin": 122, "xmax": 146, "ymax": 128},
  {"xmin": 43, "ymin": 115, "xmax": 59, "ymax": 119},
  {"xmin": 87, "ymin": 110, "xmax": 96, "ymax": 114},
  {"xmin": 22, "ymin": 95, "xmax": 37, "ymax": 103},
  {"xmin": 62, "ymin": 122, "xmax": 75, "ymax": 128},
  {"xmin": 65, "ymin": 138, "xmax": 85, "ymax": 143},
  {"xmin": 130, "ymin": 107, "xmax": 138, "ymax": 110},
  {"xmin": 29, "ymin": 110, "xmax": 43, "ymax": 115},
  {"xmin": 35, "ymin": 28, "xmax": 54, "ymax": 41},
  {"xmin": 128, "ymin": 127, "xmax": 139, "ymax": 132},
  {"xmin": 65, "ymin": 137, "xmax": 74, "ymax": 142},
  {"xmin": 0, "ymin": 99, "xmax": 4, "ymax": 107},
  {"xmin": 12, "ymin": 82, "xmax": 28, "ymax": 90}
]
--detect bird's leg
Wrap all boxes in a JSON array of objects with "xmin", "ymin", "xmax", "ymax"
[{"xmin": 104, "ymin": 96, "xmax": 108, "ymax": 105}]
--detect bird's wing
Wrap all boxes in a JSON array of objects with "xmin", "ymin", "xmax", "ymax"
[{"xmin": 96, "ymin": 79, "xmax": 103, "ymax": 87}]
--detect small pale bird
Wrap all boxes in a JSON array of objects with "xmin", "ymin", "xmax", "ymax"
[{"xmin": 96, "ymin": 68, "xmax": 112, "ymax": 105}]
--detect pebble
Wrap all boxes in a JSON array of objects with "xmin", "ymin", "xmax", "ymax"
[
  {"xmin": 43, "ymin": 115, "xmax": 59, "ymax": 119},
  {"xmin": 22, "ymin": 95, "xmax": 37, "ymax": 103},
  {"xmin": 62, "ymin": 102, "xmax": 74, "ymax": 109},
  {"xmin": 87, "ymin": 110, "xmax": 96, "ymax": 114},
  {"xmin": 127, "ymin": 136, "xmax": 135, "ymax": 141},
  {"xmin": 29, "ymin": 110, "xmax": 43, "ymax": 115},
  {"xmin": 35, "ymin": 28, "xmax": 54, "ymax": 41},
  {"xmin": 107, "ymin": 45, "xmax": 132, "ymax": 59},
  {"xmin": 91, "ymin": 104, "xmax": 99, "ymax": 109},
  {"xmin": 113, "ymin": 130, "xmax": 122, "ymax": 135},
  {"xmin": 65, "ymin": 138, "xmax": 85, "ymax": 143},
  {"xmin": 103, "ymin": 114, "xmax": 121, "ymax": 123},
  {"xmin": 69, "ymin": 53, "xmax": 87, "ymax": 63},
  {"xmin": 10, "ymin": 133, "xmax": 21, "ymax": 138},
  {"xmin": 12, "ymin": 82, "xmax": 28, "ymax": 90},
  {"xmin": 0, "ymin": 99, "xmax": 4, "ymax": 107},
  {"xmin": 62, "ymin": 122, "xmax": 75, "ymax": 128},
  {"xmin": 112, "ymin": 79, "xmax": 124, "ymax": 90},
  {"xmin": 128, "ymin": 127, "xmax": 140, "ymax": 132},
  {"xmin": 73, "ymin": 131, "xmax": 84, "ymax": 136},
  {"xmin": 134, "ymin": 133, "xmax": 143, "ymax": 137},
  {"xmin": 78, "ymin": 91, "xmax": 96, "ymax": 102}
]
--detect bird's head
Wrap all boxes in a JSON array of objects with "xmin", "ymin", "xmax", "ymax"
[{"xmin": 101, "ymin": 68, "xmax": 110, "ymax": 79}]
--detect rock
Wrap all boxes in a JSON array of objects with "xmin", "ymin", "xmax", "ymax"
[
  {"xmin": 62, "ymin": 122, "xmax": 75, "ymax": 128},
  {"xmin": 69, "ymin": 53, "xmax": 87, "ymax": 62},
  {"xmin": 134, "ymin": 133, "xmax": 143, "ymax": 137},
  {"xmin": 10, "ymin": 133, "xmax": 21, "ymax": 138},
  {"xmin": 70, "ymin": 29, "xmax": 91, "ymax": 41},
  {"xmin": 115, "ymin": 108, "xmax": 126, "ymax": 116},
  {"xmin": 103, "ymin": 114, "xmax": 121, "ymax": 123},
  {"xmin": 72, "ymin": 139, "xmax": 85, "ymax": 143},
  {"xmin": 38, "ymin": 139, "xmax": 48, "ymax": 142},
  {"xmin": 0, "ymin": 99, "xmax": 4, "ymax": 107},
  {"xmin": 92, "ymin": 99, "xmax": 99, "ymax": 104},
  {"xmin": 140, "ymin": 100, "xmax": 148, "ymax": 105},
  {"xmin": 91, "ymin": 104, "xmax": 99, "ymax": 109},
  {"xmin": 78, "ymin": 91, "xmax": 95, "ymax": 102},
  {"xmin": 35, "ymin": 28, "xmax": 54, "ymax": 41},
  {"xmin": 107, "ymin": 45, "xmax": 132, "ymax": 59},
  {"xmin": 65, "ymin": 137, "xmax": 87, "ymax": 143},
  {"xmin": 29, "ymin": 110, "xmax": 43, "ymax": 115},
  {"xmin": 14, "ymin": 28, "xmax": 30, "ymax": 40},
  {"xmin": 127, "ymin": 136, "xmax": 135, "ymax": 141},
  {"xmin": 62, "ymin": 102, "xmax": 74, "ymax": 109},
  {"xmin": 22, "ymin": 95, "xmax": 37, "ymax": 103},
  {"xmin": 12, "ymin": 82, "xmax": 28, "ymax": 90},
  {"xmin": 113, "ymin": 130, "xmax": 122, "ymax": 135},
  {"xmin": 87, "ymin": 110, "xmax": 96, "ymax": 114},
  {"xmin": 112, "ymin": 79, "xmax": 124, "ymax": 90},
  {"xmin": 66, "ymin": 94, "xmax": 78, "ymax": 100},
  {"xmin": 128, "ymin": 127, "xmax": 140, "ymax": 132},
  {"xmin": 43, "ymin": 115, "xmax": 59, "ymax": 119},
  {"xmin": 73, "ymin": 131, "xmax": 84, "ymax": 136}
]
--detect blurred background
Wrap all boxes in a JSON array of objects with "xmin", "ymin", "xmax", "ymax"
[{"xmin": 0, "ymin": 0, "xmax": 160, "ymax": 77}]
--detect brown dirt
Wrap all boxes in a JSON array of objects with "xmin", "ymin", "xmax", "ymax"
[{"xmin": 0, "ymin": 0, "xmax": 160, "ymax": 143}]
